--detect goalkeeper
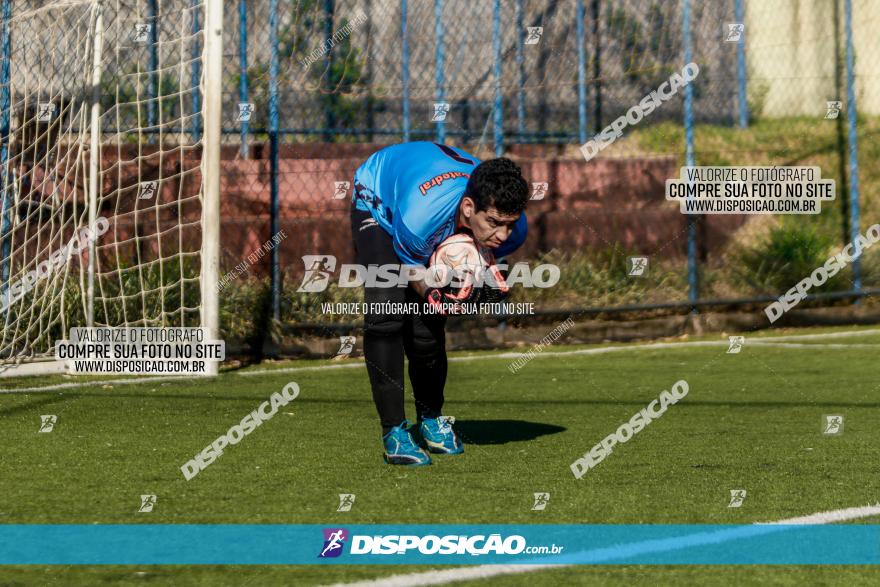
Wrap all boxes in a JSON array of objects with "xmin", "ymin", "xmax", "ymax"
[{"xmin": 350, "ymin": 141, "xmax": 529, "ymax": 466}]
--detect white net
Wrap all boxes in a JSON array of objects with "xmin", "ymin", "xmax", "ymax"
[{"xmin": 0, "ymin": 0, "xmax": 210, "ymax": 371}]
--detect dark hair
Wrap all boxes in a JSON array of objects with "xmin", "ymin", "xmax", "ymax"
[{"xmin": 464, "ymin": 158, "xmax": 529, "ymax": 215}]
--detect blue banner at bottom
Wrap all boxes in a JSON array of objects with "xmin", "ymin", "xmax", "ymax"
[{"xmin": 0, "ymin": 524, "xmax": 878, "ymax": 565}]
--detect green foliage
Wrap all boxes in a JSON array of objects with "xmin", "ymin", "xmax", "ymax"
[
  {"xmin": 318, "ymin": 39, "xmax": 368, "ymax": 132},
  {"xmin": 101, "ymin": 68, "xmax": 184, "ymax": 136},
  {"xmin": 747, "ymin": 78, "xmax": 769, "ymax": 122},
  {"xmin": 605, "ymin": 2, "xmax": 679, "ymax": 90},
  {"xmin": 859, "ymin": 248, "xmax": 880, "ymax": 287},
  {"xmin": 0, "ymin": 254, "xmax": 200, "ymax": 359},
  {"xmin": 219, "ymin": 277, "xmax": 270, "ymax": 342},
  {"xmin": 218, "ymin": 271, "xmax": 365, "ymax": 343},
  {"xmin": 733, "ymin": 222, "xmax": 838, "ymax": 294},
  {"xmin": 234, "ymin": 4, "xmax": 371, "ymax": 142},
  {"xmin": 92, "ymin": 255, "xmax": 202, "ymax": 327},
  {"xmin": 510, "ymin": 247, "xmax": 686, "ymax": 308}
]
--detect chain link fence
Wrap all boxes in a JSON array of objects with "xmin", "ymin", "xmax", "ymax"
[{"xmin": 206, "ymin": 0, "xmax": 879, "ymax": 339}]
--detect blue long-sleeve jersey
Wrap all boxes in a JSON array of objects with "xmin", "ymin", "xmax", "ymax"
[{"xmin": 352, "ymin": 141, "xmax": 528, "ymax": 266}]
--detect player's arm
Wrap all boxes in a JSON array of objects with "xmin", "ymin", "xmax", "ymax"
[
  {"xmin": 410, "ymin": 277, "xmax": 430, "ymax": 298},
  {"xmin": 392, "ymin": 232, "xmax": 450, "ymax": 303},
  {"xmin": 391, "ymin": 220, "xmax": 432, "ymax": 297}
]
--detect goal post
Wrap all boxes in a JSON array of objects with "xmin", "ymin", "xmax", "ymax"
[
  {"xmin": 87, "ymin": 1, "xmax": 104, "ymax": 328},
  {"xmin": 0, "ymin": 0, "xmax": 222, "ymax": 377},
  {"xmin": 200, "ymin": 0, "xmax": 221, "ymax": 376}
]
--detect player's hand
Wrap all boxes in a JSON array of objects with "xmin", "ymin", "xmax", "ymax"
[
  {"xmin": 425, "ymin": 279, "xmax": 481, "ymax": 315},
  {"xmin": 480, "ymin": 283, "xmax": 509, "ymax": 304},
  {"xmin": 476, "ymin": 247, "xmax": 510, "ymax": 304},
  {"xmin": 425, "ymin": 288, "xmax": 460, "ymax": 315}
]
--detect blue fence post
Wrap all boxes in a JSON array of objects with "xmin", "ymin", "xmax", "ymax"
[
  {"xmin": 844, "ymin": 0, "xmax": 861, "ymax": 293},
  {"xmin": 591, "ymin": 0, "xmax": 601, "ymax": 133},
  {"xmin": 190, "ymin": 0, "xmax": 201, "ymax": 142},
  {"xmin": 515, "ymin": 0, "xmax": 525, "ymax": 139},
  {"xmin": 492, "ymin": 0, "xmax": 503, "ymax": 156},
  {"xmin": 269, "ymin": 0, "xmax": 280, "ymax": 321},
  {"xmin": 324, "ymin": 0, "xmax": 335, "ymax": 141},
  {"xmin": 401, "ymin": 0, "xmax": 410, "ymax": 142},
  {"xmin": 735, "ymin": 0, "xmax": 747, "ymax": 128},
  {"xmin": 0, "ymin": 0, "xmax": 11, "ymax": 298},
  {"xmin": 434, "ymin": 0, "xmax": 445, "ymax": 144},
  {"xmin": 239, "ymin": 0, "xmax": 250, "ymax": 157},
  {"xmin": 147, "ymin": 0, "xmax": 158, "ymax": 141},
  {"xmin": 576, "ymin": 0, "xmax": 587, "ymax": 144},
  {"xmin": 683, "ymin": 0, "xmax": 698, "ymax": 309}
]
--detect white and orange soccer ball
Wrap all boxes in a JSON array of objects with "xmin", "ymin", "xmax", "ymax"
[
  {"xmin": 427, "ymin": 233, "xmax": 508, "ymax": 298},
  {"xmin": 427, "ymin": 233, "xmax": 483, "ymax": 292}
]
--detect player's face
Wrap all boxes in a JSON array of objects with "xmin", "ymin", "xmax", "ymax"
[{"xmin": 463, "ymin": 201, "xmax": 520, "ymax": 248}]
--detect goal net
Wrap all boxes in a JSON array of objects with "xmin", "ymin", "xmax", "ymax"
[{"xmin": 0, "ymin": 0, "xmax": 221, "ymax": 376}]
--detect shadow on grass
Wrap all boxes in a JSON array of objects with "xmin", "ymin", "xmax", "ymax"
[{"xmin": 454, "ymin": 419, "xmax": 566, "ymax": 445}]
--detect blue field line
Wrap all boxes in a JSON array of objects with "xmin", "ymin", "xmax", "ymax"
[{"xmin": 0, "ymin": 523, "xmax": 878, "ymax": 565}]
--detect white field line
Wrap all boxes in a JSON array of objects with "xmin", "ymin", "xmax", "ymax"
[
  {"xmin": 1, "ymin": 332, "xmax": 879, "ymax": 394},
  {"xmin": 748, "ymin": 328, "xmax": 880, "ymax": 342},
  {"xmin": 760, "ymin": 503, "xmax": 880, "ymax": 524},
  {"xmin": 0, "ymin": 374, "xmax": 212, "ymax": 394},
  {"xmin": 746, "ymin": 342, "xmax": 879, "ymax": 349},
  {"xmin": 321, "ymin": 504, "xmax": 880, "ymax": 587},
  {"xmin": 233, "ymin": 339, "xmax": 878, "ymax": 378}
]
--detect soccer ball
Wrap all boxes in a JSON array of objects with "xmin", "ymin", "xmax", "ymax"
[{"xmin": 427, "ymin": 233, "xmax": 484, "ymax": 289}]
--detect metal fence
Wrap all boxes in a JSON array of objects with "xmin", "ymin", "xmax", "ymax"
[
  {"xmin": 207, "ymin": 0, "xmax": 879, "ymax": 329},
  {"xmin": 137, "ymin": 0, "xmax": 754, "ymax": 146}
]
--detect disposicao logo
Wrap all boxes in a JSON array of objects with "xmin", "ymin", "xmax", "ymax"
[{"xmin": 319, "ymin": 528, "xmax": 348, "ymax": 558}]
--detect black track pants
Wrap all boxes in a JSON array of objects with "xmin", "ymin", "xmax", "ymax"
[{"xmin": 350, "ymin": 206, "xmax": 448, "ymax": 435}]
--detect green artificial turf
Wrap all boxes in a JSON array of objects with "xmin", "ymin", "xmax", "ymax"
[{"xmin": 1, "ymin": 326, "xmax": 878, "ymax": 584}]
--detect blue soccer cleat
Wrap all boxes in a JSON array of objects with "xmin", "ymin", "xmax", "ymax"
[
  {"xmin": 419, "ymin": 416, "xmax": 464, "ymax": 455},
  {"xmin": 383, "ymin": 421, "xmax": 432, "ymax": 466}
]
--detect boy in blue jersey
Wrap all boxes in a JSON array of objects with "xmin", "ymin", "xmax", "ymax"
[{"xmin": 350, "ymin": 141, "xmax": 530, "ymax": 466}]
